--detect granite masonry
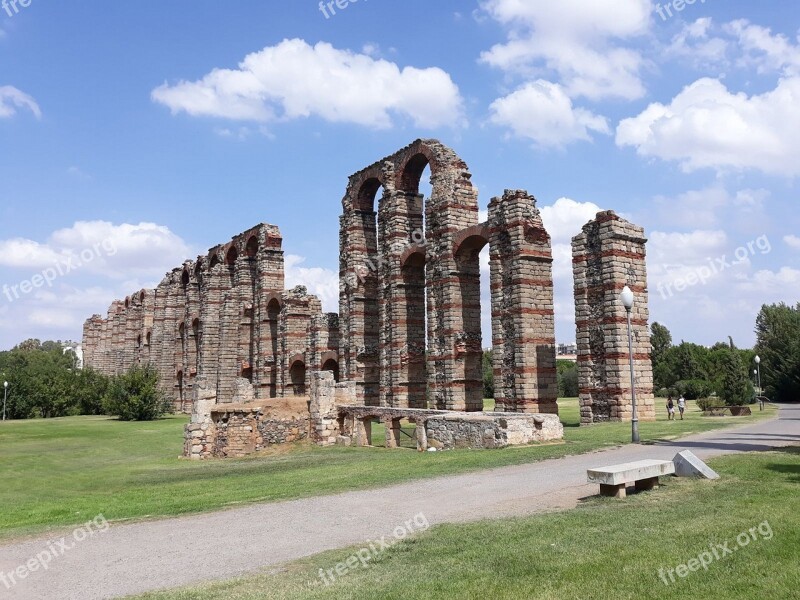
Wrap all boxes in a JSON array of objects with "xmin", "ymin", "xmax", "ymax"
[
  {"xmin": 84, "ymin": 139, "xmax": 654, "ymax": 458},
  {"xmin": 572, "ymin": 211, "xmax": 656, "ymax": 424}
]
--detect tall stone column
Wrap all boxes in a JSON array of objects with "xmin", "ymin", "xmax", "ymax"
[
  {"xmin": 572, "ymin": 211, "xmax": 655, "ymax": 424},
  {"xmin": 339, "ymin": 203, "xmax": 380, "ymax": 406},
  {"xmin": 488, "ymin": 190, "xmax": 558, "ymax": 414},
  {"xmin": 425, "ymin": 171, "xmax": 482, "ymax": 411}
]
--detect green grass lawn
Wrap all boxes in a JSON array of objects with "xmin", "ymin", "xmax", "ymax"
[
  {"xmin": 133, "ymin": 446, "xmax": 800, "ymax": 600},
  {"xmin": 0, "ymin": 400, "xmax": 776, "ymax": 542}
]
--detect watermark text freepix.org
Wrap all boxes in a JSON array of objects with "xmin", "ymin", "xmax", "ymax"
[
  {"xmin": 2, "ymin": 0, "xmax": 33, "ymax": 18},
  {"xmin": 655, "ymin": 0, "xmax": 708, "ymax": 22},
  {"xmin": 0, "ymin": 515, "xmax": 109, "ymax": 590},
  {"xmin": 317, "ymin": 512, "xmax": 429, "ymax": 586},
  {"xmin": 2, "ymin": 239, "xmax": 117, "ymax": 304},
  {"xmin": 657, "ymin": 235, "xmax": 770, "ymax": 300},
  {"xmin": 658, "ymin": 520, "xmax": 773, "ymax": 585},
  {"xmin": 318, "ymin": 0, "xmax": 367, "ymax": 19}
]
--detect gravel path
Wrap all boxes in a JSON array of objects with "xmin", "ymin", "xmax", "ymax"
[{"xmin": 1, "ymin": 404, "xmax": 797, "ymax": 599}]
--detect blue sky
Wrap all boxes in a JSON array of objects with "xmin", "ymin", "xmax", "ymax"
[{"xmin": 1, "ymin": 0, "xmax": 798, "ymax": 350}]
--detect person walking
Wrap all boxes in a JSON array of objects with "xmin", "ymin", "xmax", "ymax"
[
  {"xmin": 677, "ymin": 395, "xmax": 686, "ymax": 420},
  {"xmin": 666, "ymin": 396, "xmax": 675, "ymax": 421}
]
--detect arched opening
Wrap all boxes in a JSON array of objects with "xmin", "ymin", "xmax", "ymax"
[
  {"xmin": 146, "ymin": 331, "xmax": 151, "ymax": 347},
  {"xmin": 139, "ymin": 290, "xmax": 146, "ymax": 303},
  {"xmin": 349, "ymin": 177, "xmax": 382, "ymax": 406},
  {"xmin": 401, "ymin": 248, "xmax": 427, "ymax": 408},
  {"xmin": 181, "ymin": 269, "xmax": 190, "ymax": 288},
  {"xmin": 289, "ymin": 359, "xmax": 306, "ymax": 397},
  {"xmin": 178, "ymin": 322, "xmax": 187, "ymax": 377},
  {"xmin": 267, "ymin": 298, "xmax": 281, "ymax": 398},
  {"xmin": 454, "ymin": 229, "xmax": 489, "ymax": 411},
  {"xmin": 192, "ymin": 318, "xmax": 201, "ymax": 375},
  {"xmin": 225, "ymin": 246, "xmax": 238, "ymax": 266},
  {"xmin": 209, "ymin": 254, "xmax": 221, "ymax": 270},
  {"xmin": 176, "ymin": 370, "xmax": 185, "ymax": 413},
  {"xmin": 245, "ymin": 236, "xmax": 259, "ymax": 259},
  {"xmin": 322, "ymin": 358, "xmax": 340, "ymax": 383},
  {"xmin": 124, "ymin": 297, "xmax": 130, "ymax": 309}
]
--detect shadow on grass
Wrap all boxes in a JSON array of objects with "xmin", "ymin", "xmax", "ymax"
[{"xmin": 767, "ymin": 445, "xmax": 800, "ymax": 482}]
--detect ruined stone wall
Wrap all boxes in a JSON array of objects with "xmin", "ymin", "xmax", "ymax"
[
  {"xmin": 572, "ymin": 211, "xmax": 656, "ymax": 424},
  {"xmin": 83, "ymin": 223, "xmax": 332, "ymax": 415}
]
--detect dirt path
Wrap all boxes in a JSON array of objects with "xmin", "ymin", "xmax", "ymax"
[{"xmin": 1, "ymin": 404, "xmax": 797, "ymax": 599}]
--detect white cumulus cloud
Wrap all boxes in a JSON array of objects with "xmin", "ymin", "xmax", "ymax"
[
  {"xmin": 152, "ymin": 38, "xmax": 465, "ymax": 130},
  {"xmin": 489, "ymin": 81, "xmax": 610, "ymax": 148},
  {"xmin": 479, "ymin": 0, "xmax": 651, "ymax": 100},
  {"xmin": 0, "ymin": 86, "xmax": 41, "ymax": 119},
  {"xmin": 616, "ymin": 77, "xmax": 800, "ymax": 177},
  {"xmin": 284, "ymin": 255, "xmax": 339, "ymax": 313}
]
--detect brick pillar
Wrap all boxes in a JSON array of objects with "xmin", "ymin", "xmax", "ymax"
[
  {"xmin": 488, "ymin": 190, "xmax": 558, "ymax": 414},
  {"xmin": 278, "ymin": 287, "xmax": 321, "ymax": 397},
  {"xmin": 426, "ymin": 171, "xmax": 481, "ymax": 411},
  {"xmin": 339, "ymin": 207, "xmax": 380, "ymax": 406},
  {"xmin": 378, "ymin": 186, "xmax": 426, "ymax": 408},
  {"xmin": 255, "ymin": 226, "xmax": 284, "ymax": 399},
  {"xmin": 572, "ymin": 211, "xmax": 656, "ymax": 424},
  {"xmin": 218, "ymin": 255, "xmax": 240, "ymax": 403}
]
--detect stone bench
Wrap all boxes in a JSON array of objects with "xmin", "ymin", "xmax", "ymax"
[{"xmin": 587, "ymin": 459, "xmax": 676, "ymax": 499}]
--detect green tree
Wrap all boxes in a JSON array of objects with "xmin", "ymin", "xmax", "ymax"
[
  {"xmin": 104, "ymin": 364, "xmax": 172, "ymax": 421},
  {"xmin": 482, "ymin": 350, "xmax": 494, "ymax": 400},
  {"xmin": 557, "ymin": 361, "xmax": 578, "ymax": 398},
  {"xmin": 719, "ymin": 349, "xmax": 752, "ymax": 406},
  {"xmin": 755, "ymin": 303, "xmax": 800, "ymax": 403},
  {"xmin": 650, "ymin": 322, "xmax": 672, "ymax": 369}
]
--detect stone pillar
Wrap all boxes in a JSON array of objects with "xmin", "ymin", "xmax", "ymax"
[
  {"xmin": 277, "ymin": 286, "xmax": 321, "ymax": 397},
  {"xmin": 572, "ymin": 211, "xmax": 655, "ymax": 424},
  {"xmin": 309, "ymin": 371, "xmax": 340, "ymax": 446},
  {"xmin": 378, "ymin": 182, "xmax": 426, "ymax": 409},
  {"xmin": 255, "ymin": 225, "xmax": 284, "ymax": 398},
  {"xmin": 425, "ymin": 169, "xmax": 481, "ymax": 411},
  {"xmin": 339, "ymin": 205, "xmax": 380, "ymax": 406},
  {"xmin": 488, "ymin": 190, "xmax": 558, "ymax": 414}
]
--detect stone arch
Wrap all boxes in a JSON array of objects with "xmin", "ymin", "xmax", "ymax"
[
  {"xmin": 339, "ymin": 139, "xmax": 481, "ymax": 411},
  {"xmin": 245, "ymin": 235, "xmax": 259, "ymax": 258},
  {"xmin": 225, "ymin": 245, "xmax": 239, "ymax": 266},
  {"xmin": 289, "ymin": 356, "xmax": 306, "ymax": 397},
  {"xmin": 354, "ymin": 176, "xmax": 385, "ymax": 212},
  {"xmin": 320, "ymin": 350, "xmax": 340, "ymax": 383}
]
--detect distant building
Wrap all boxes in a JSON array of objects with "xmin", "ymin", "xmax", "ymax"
[
  {"xmin": 557, "ymin": 343, "xmax": 577, "ymax": 355},
  {"xmin": 62, "ymin": 342, "xmax": 84, "ymax": 369}
]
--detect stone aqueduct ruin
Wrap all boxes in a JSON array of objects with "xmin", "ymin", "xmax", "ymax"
[{"xmin": 83, "ymin": 140, "xmax": 655, "ymax": 458}]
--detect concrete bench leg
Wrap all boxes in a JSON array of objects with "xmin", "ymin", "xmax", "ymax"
[
  {"xmin": 635, "ymin": 476, "xmax": 660, "ymax": 492},
  {"xmin": 600, "ymin": 484, "xmax": 626, "ymax": 499}
]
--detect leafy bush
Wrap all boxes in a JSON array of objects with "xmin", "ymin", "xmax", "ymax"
[
  {"xmin": 697, "ymin": 397, "xmax": 726, "ymax": 411},
  {"xmin": 103, "ymin": 365, "xmax": 172, "ymax": 421}
]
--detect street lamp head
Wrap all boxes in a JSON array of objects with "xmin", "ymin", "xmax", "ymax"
[
  {"xmin": 754, "ymin": 355, "xmax": 761, "ymax": 364},
  {"xmin": 620, "ymin": 286, "xmax": 635, "ymax": 311},
  {"xmin": 2, "ymin": 381, "xmax": 6, "ymax": 389}
]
